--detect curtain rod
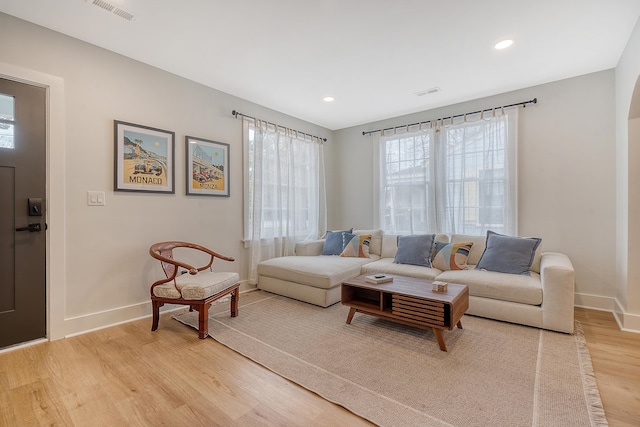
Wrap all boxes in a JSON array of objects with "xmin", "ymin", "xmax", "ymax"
[
  {"xmin": 232, "ymin": 110, "xmax": 327, "ymax": 142},
  {"xmin": 362, "ymin": 98, "xmax": 537, "ymax": 136}
]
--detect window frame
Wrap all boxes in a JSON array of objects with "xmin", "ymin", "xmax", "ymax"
[{"xmin": 374, "ymin": 110, "xmax": 517, "ymax": 236}]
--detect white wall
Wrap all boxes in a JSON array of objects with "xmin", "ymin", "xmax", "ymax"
[
  {"xmin": 332, "ymin": 71, "xmax": 618, "ymax": 310},
  {"xmin": 615, "ymin": 16, "xmax": 640, "ymax": 331},
  {"xmin": 1, "ymin": 10, "xmax": 634, "ymax": 338},
  {"xmin": 0, "ymin": 13, "xmax": 332, "ymax": 338}
]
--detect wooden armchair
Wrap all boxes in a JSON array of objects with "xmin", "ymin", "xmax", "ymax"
[{"xmin": 149, "ymin": 241, "xmax": 239, "ymax": 338}]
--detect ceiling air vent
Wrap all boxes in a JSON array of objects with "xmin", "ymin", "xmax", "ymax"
[
  {"xmin": 113, "ymin": 8, "xmax": 135, "ymax": 21},
  {"xmin": 92, "ymin": 0, "xmax": 114, "ymax": 12},
  {"xmin": 87, "ymin": 0, "xmax": 136, "ymax": 21},
  {"xmin": 414, "ymin": 87, "xmax": 442, "ymax": 97}
]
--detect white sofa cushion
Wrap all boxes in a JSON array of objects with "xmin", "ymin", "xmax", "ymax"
[
  {"xmin": 436, "ymin": 268, "xmax": 542, "ymax": 305},
  {"xmin": 381, "ymin": 234, "xmax": 399, "ymax": 258},
  {"xmin": 258, "ymin": 255, "xmax": 377, "ymax": 289},
  {"xmin": 295, "ymin": 239, "xmax": 325, "ymax": 256},
  {"xmin": 361, "ymin": 258, "xmax": 442, "ymax": 280}
]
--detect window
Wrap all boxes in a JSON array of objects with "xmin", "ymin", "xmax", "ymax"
[
  {"xmin": 376, "ymin": 109, "xmax": 517, "ymax": 235},
  {"xmin": 0, "ymin": 93, "xmax": 15, "ymax": 149},
  {"xmin": 379, "ymin": 130, "xmax": 435, "ymax": 234},
  {"xmin": 243, "ymin": 119, "xmax": 326, "ymax": 283}
]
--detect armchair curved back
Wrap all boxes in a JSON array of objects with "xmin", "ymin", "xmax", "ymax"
[{"xmin": 149, "ymin": 241, "xmax": 235, "ymax": 281}]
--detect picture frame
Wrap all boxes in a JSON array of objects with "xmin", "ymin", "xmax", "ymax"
[
  {"xmin": 114, "ymin": 120, "xmax": 175, "ymax": 193},
  {"xmin": 186, "ymin": 135, "xmax": 230, "ymax": 197}
]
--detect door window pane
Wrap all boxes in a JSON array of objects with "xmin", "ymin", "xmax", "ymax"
[{"xmin": 0, "ymin": 93, "xmax": 15, "ymax": 149}]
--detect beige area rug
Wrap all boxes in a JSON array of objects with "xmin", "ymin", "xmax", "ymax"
[{"xmin": 173, "ymin": 291, "xmax": 607, "ymax": 427}]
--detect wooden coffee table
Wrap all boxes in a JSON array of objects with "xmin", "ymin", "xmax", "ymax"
[{"xmin": 341, "ymin": 275, "xmax": 469, "ymax": 352}]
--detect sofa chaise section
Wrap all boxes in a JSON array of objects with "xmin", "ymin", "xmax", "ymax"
[
  {"xmin": 257, "ymin": 229, "xmax": 383, "ymax": 307},
  {"xmin": 257, "ymin": 255, "xmax": 376, "ymax": 307}
]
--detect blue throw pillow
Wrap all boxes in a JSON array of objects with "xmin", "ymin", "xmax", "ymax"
[
  {"xmin": 475, "ymin": 230, "xmax": 541, "ymax": 275},
  {"xmin": 321, "ymin": 228, "xmax": 353, "ymax": 255},
  {"xmin": 394, "ymin": 234, "xmax": 435, "ymax": 267}
]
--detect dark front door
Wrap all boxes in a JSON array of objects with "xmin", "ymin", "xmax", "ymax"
[{"xmin": 0, "ymin": 78, "xmax": 46, "ymax": 348}]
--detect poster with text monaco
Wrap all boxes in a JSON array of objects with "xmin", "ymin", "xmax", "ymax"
[
  {"xmin": 186, "ymin": 136, "xmax": 230, "ymax": 197},
  {"xmin": 114, "ymin": 121, "xmax": 175, "ymax": 193}
]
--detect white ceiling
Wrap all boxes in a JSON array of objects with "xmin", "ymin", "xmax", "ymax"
[{"xmin": 1, "ymin": 0, "xmax": 639, "ymax": 130}]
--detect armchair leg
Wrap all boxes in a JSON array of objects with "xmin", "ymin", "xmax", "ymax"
[
  {"xmin": 230, "ymin": 287, "xmax": 239, "ymax": 317},
  {"xmin": 151, "ymin": 300, "xmax": 162, "ymax": 331},
  {"xmin": 197, "ymin": 302, "xmax": 211, "ymax": 339}
]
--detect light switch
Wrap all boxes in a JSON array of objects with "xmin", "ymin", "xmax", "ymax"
[{"xmin": 87, "ymin": 191, "xmax": 106, "ymax": 206}]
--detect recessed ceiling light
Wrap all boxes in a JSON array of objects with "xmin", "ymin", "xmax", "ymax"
[
  {"xmin": 323, "ymin": 96, "xmax": 335, "ymax": 102},
  {"xmin": 494, "ymin": 39, "xmax": 514, "ymax": 50}
]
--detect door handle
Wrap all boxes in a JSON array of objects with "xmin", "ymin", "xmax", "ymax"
[{"xmin": 15, "ymin": 223, "xmax": 42, "ymax": 232}]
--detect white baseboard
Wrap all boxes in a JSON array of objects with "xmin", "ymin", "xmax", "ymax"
[
  {"xmin": 63, "ymin": 300, "xmax": 155, "ymax": 338},
  {"xmin": 574, "ymin": 292, "xmax": 615, "ymax": 311},
  {"xmin": 62, "ymin": 280, "xmax": 253, "ymax": 339},
  {"xmin": 613, "ymin": 299, "xmax": 640, "ymax": 334},
  {"xmin": 574, "ymin": 293, "xmax": 640, "ymax": 333}
]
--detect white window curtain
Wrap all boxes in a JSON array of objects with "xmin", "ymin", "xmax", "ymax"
[
  {"xmin": 375, "ymin": 108, "xmax": 517, "ymax": 236},
  {"xmin": 375, "ymin": 128, "xmax": 437, "ymax": 235},
  {"xmin": 243, "ymin": 118, "xmax": 327, "ymax": 284}
]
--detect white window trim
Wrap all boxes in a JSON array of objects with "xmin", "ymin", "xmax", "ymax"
[{"xmin": 373, "ymin": 109, "xmax": 518, "ymax": 235}]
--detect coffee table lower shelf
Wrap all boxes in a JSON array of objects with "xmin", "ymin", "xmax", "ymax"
[{"xmin": 341, "ymin": 275, "xmax": 469, "ymax": 352}]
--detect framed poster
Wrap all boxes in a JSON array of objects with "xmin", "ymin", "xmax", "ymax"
[
  {"xmin": 114, "ymin": 121, "xmax": 175, "ymax": 193},
  {"xmin": 186, "ymin": 135, "xmax": 230, "ymax": 197}
]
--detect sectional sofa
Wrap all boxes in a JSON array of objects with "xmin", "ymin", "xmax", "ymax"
[{"xmin": 257, "ymin": 229, "xmax": 575, "ymax": 333}]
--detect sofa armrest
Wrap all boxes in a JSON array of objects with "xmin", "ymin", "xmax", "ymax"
[
  {"xmin": 295, "ymin": 239, "xmax": 325, "ymax": 256},
  {"xmin": 540, "ymin": 252, "xmax": 575, "ymax": 333}
]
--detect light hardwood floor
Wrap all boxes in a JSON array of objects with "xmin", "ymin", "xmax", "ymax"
[
  {"xmin": 574, "ymin": 307, "xmax": 640, "ymax": 427},
  {"xmin": 0, "ymin": 307, "xmax": 638, "ymax": 426}
]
